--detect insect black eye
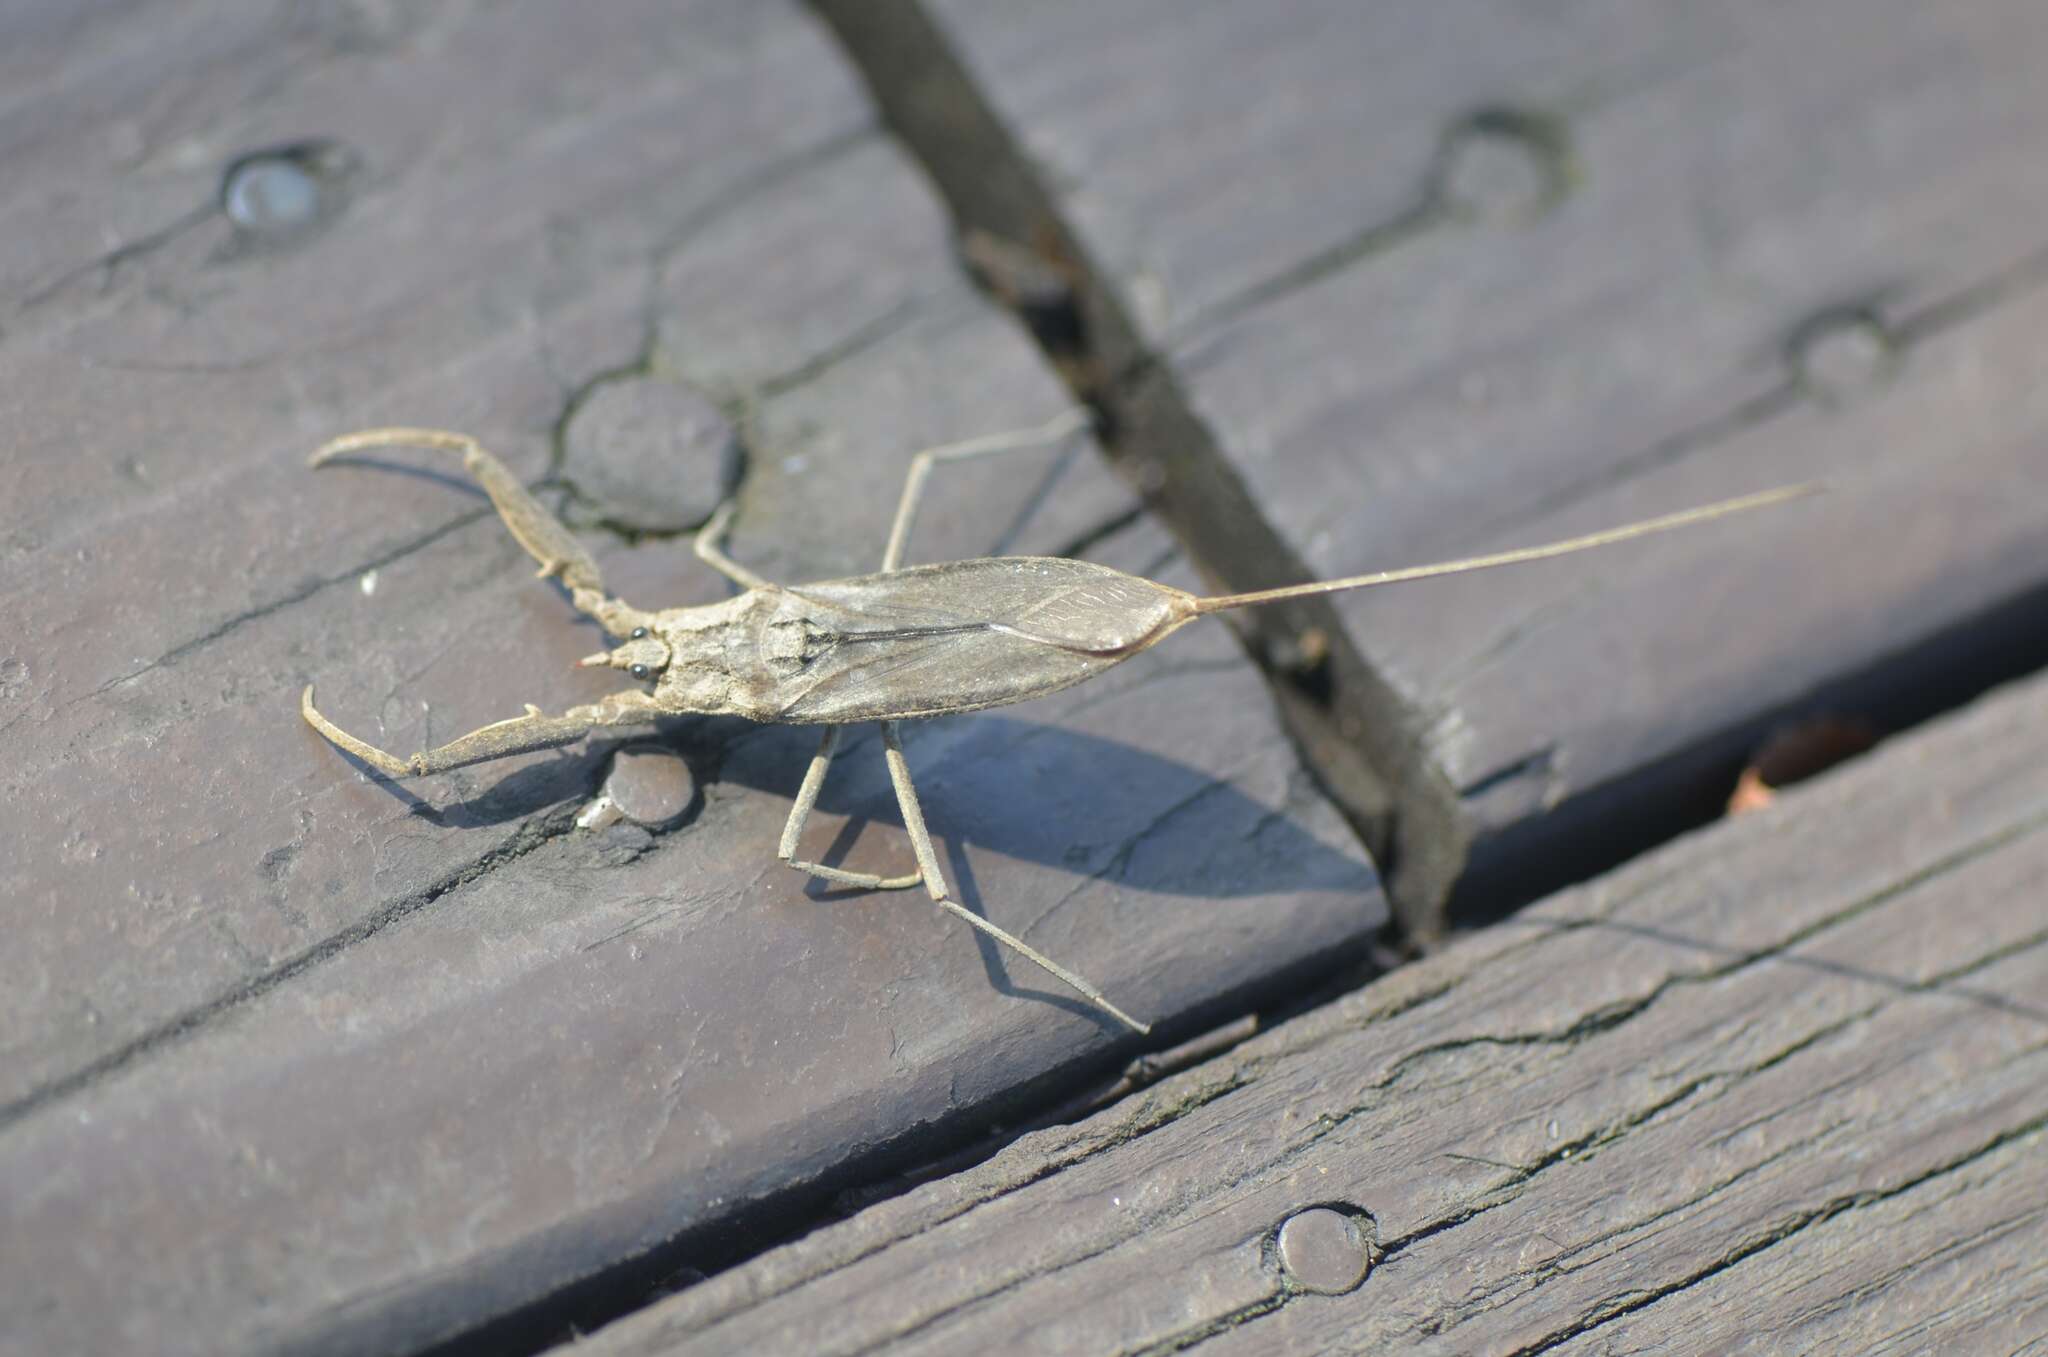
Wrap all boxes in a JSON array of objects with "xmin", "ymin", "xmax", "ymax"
[
  {"xmin": 630, "ymin": 663, "xmax": 650, "ymax": 680},
  {"xmin": 630, "ymin": 627, "xmax": 648, "ymax": 639}
]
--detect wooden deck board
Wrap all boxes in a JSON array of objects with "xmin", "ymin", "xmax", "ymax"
[
  {"xmin": 575, "ymin": 665, "xmax": 2048, "ymax": 1354},
  {"xmin": 10, "ymin": 3, "xmax": 2047, "ymax": 1351},
  {"xmin": 921, "ymin": 0, "xmax": 2048, "ymax": 887},
  {"xmin": 0, "ymin": 5, "xmax": 1380, "ymax": 1354}
]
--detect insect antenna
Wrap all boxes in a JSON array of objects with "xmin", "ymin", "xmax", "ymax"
[{"xmin": 1189, "ymin": 484, "xmax": 1820, "ymax": 615}]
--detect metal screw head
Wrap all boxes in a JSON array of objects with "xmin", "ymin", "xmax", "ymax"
[
  {"xmin": 1277, "ymin": 1206, "xmax": 1372, "ymax": 1295},
  {"xmin": 219, "ymin": 141, "xmax": 360, "ymax": 243}
]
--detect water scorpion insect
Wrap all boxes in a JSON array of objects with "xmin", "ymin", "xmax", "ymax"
[{"xmin": 301, "ymin": 413, "xmax": 1809, "ymax": 1032}]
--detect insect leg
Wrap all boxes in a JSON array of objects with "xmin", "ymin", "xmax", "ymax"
[
  {"xmin": 777, "ymin": 726, "xmax": 921, "ymax": 890},
  {"xmin": 880, "ymin": 408, "xmax": 1091, "ymax": 571},
  {"xmin": 879, "ymin": 721, "xmax": 1151, "ymax": 1034},
  {"xmin": 301, "ymin": 686, "xmax": 661, "ymax": 778},
  {"xmin": 310, "ymin": 428, "xmax": 654, "ymax": 636},
  {"xmin": 693, "ymin": 500, "xmax": 774, "ymax": 590}
]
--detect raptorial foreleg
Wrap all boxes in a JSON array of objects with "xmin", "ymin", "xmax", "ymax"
[
  {"xmin": 301, "ymin": 686, "xmax": 663, "ymax": 778},
  {"xmin": 310, "ymin": 427, "xmax": 654, "ymax": 635}
]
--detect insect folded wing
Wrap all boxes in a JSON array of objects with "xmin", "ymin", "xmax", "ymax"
[{"xmin": 761, "ymin": 558, "xmax": 1197, "ymax": 724}]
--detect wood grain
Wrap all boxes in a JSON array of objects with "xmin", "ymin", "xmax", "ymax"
[
  {"xmin": 0, "ymin": 5, "xmax": 1379, "ymax": 1354},
  {"xmin": 575, "ymin": 662, "xmax": 2048, "ymax": 1355}
]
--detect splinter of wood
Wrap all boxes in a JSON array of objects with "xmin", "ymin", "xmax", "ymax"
[{"xmin": 301, "ymin": 415, "xmax": 1815, "ymax": 1034}]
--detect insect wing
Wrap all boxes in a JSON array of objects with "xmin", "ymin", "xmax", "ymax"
[{"xmin": 768, "ymin": 557, "xmax": 1190, "ymax": 722}]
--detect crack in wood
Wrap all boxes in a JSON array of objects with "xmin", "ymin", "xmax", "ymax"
[
  {"xmin": 1499, "ymin": 1114, "xmax": 2048, "ymax": 1356},
  {"xmin": 17, "ymin": 203, "xmax": 218, "ymax": 311},
  {"xmin": 71, "ymin": 505, "xmax": 497, "ymax": 705},
  {"xmin": 657, "ymin": 1062, "xmax": 1262, "ymax": 1343},
  {"xmin": 1134, "ymin": 1289, "xmax": 1291, "ymax": 1357},
  {"xmin": 0, "ymin": 796, "xmax": 592, "ymax": 1133},
  {"xmin": 756, "ymin": 296, "xmax": 931, "ymax": 399}
]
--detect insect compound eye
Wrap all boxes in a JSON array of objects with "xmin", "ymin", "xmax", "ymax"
[
  {"xmin": 630, "ymin": 627, "xmax": 648, "ymax": 639},
  {"xmin": 630, "ymin": 663, "xmax": 650, "ymax": 680}
]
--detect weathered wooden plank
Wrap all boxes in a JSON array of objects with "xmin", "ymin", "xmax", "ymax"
[
  {"xmin": 1543, "ymin": 1135, "xmax": 2048, "ymax": 1355},
  {"xmin": 915, "ymin": 0, "xmax": 2048, "ymax": 894},
  {"xmin": 0, "ymin": 4, "xmax": 1380, "ymax": 1354},
  {"xmin": 572, "ymin": 662, "xmax": 2048, "ymax": 1355}
]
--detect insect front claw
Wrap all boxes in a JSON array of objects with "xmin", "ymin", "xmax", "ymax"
[{"xmin": 300, "ymin": 685, "xmax": 417, "ymax": 779}]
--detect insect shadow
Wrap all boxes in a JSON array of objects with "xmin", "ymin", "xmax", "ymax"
[
  {"xmin": 345, "ymin": 710, "xmax": 1374, "ymax": 1034},
  {"xmin": 721, "ymin": 715, "xmax": 1373, "ymax": 899},
  {"xmin": 310, "ymin": 452, "xmax": 485, "ymax": 500},
  {"xmin": 380, "ymin": 711, "xmax": 1373, "ymax": 908}
]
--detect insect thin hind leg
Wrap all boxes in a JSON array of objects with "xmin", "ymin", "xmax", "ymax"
[
  {"xmin": 879, "ymin": 720, "xmax": 1150, "ymax": 1034},
  {"xmin": 880, "ymin": 408, "xmax": 1092, "ymax": 571},
  {"xmin": 777, "ymin": 725, "xmax": 922, "ymax": 891}
]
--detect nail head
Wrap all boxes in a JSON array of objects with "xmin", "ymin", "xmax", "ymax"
[
  {"xmin": 224, "ymin": 156, "xmax": 318, "ymax": 231},
  {"xmin": 1793, "ymin": 312, "xmax": 1895, "ymax": 403},
  {"xmin": 1437, "ymin": 111, "xmax": 1568, "ymax": 224},
  {"xmin": 220, "ymin": 142, "xmax": 359, "ymax": 245},
  {"xmin": 602, "ymin": 744, "xmax": 696, "ymax": 829},
  {"xmin": 1277, "ymin": 1206, "xmax": 1372, "ymax": 1294}
]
